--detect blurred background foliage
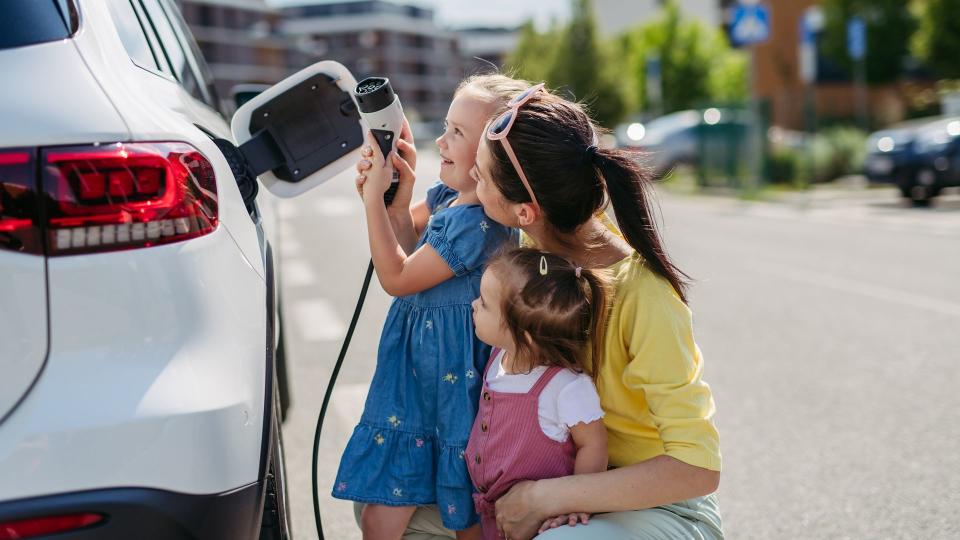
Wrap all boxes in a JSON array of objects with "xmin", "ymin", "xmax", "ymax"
[{"xmin": 506, "ymin": 0, "xmax": 746, "ymax": 127}]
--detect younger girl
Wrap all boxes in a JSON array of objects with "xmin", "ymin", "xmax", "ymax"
[
  {"xmin": 332, "ymin": 75, "xmax": 527, "ymax": 539},
  {"xmin": 467, "ymin": 248, "xmax": 610, "ymax": 539}
]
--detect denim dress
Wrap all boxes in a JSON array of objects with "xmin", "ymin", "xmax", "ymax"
[{"xmin": 332, "ymin": 181, "xmax": 514, "ymax": 530}]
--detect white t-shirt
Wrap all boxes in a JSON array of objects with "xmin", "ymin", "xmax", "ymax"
[{"xmin": 485, "ymin": 349, "xmax": 604, "ymax": 442}]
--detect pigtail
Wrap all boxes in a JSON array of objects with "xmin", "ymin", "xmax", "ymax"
[
  {"xmin": 594, "ymin": 149, "xmax": 691, "ymax": 303},
  {"xmin": 578, "ymin": 268, "xmax": 610, "ymax": 382},
  {"xmin": 491, "ymin": 248, "xmax": 611, "ymax": 378}
]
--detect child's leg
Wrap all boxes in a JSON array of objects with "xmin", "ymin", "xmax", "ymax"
[
  {"xmin": 360, "ymin": 503, "xmax": 418, "ymax": 540},
  {"xmin": 455, "ymin": 523, "xmax": 481, "ymax": 540}
]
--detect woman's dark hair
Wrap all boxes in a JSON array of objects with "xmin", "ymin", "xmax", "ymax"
[
  {"xmin": 486, "ymin": 91, "xmax": 691, "ymax": 302},
  {"xmin": 488, "ymin": 248, "xmax": 609, "ymax": 380}
]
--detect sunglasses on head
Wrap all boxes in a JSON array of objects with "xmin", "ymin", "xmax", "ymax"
[{"xmin": 485, "ymin": 83, "xmax": 546, "ymax": 208}]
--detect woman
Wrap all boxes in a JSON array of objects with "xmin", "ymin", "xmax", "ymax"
[{"xmin": 469, "ymin": 84, "xmax": 723, "ymax": 540}]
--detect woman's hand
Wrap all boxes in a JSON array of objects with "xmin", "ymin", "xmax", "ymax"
[
  {"xmin": 355, "ymin": 119, "xmax": 417, "ymax": 209},
  {"xmin": 495, "ymin": 481, "xmax": 547, "ymax": 540},
  {"xmin": 538, "ymin": 513, "xmax": 590, "ymax": 534}
]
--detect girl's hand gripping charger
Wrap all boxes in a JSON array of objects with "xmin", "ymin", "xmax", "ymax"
[{"xmin": 354, "ymin": 77, "xmax": 404, "ymax": 206}]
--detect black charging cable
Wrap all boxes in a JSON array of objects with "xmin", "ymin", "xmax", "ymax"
[{"xmin": 312, "ymin": 183, "xmax": 398, "ymax": 539}]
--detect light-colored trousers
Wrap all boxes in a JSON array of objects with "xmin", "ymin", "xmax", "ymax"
[{"xmin": 353, "ymin": 494, "xmax": 723, "ymax": 539}]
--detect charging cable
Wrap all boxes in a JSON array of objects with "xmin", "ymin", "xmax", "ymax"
[{"xmin": 311, "ymin": 260, "xmax": 374, "ymax": 540}]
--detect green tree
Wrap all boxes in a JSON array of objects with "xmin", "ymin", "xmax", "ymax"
[
  {"xmin": 911, "ymin": 0, "xmax": 960, "ymax": 79},
  {"xmin": 544, "ymin": 0, "xmax": 627, "ymax": 127},
  {"xmin": 820, "ymin": 0, "xmax": 916, "ymax": 84},
  {"xmin": 506, "ymin": 0, "xmax": 627, "ymax": 126},
  {"xmin": 619, "ymin": 1, "xmax": 745, "ymax": 113},
  {"xmin": 505, "ymin": 21, "xmax": 558, "ymax": 84}
]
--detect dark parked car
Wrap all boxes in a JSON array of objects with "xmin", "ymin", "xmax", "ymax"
[
  {"xmin": 910, "ymin": 117, "xmax": 960, "ymax": 204},
  {"xmin": 865, "ymin": 116, "xmax": 960, "ymax": 205}
]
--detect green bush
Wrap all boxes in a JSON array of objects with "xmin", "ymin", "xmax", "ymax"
[
  {"xmin": 767, "ymin": 146, "xmax": 800, "ymax": 184},
  {"xmin": 793, "ymin": 127, "xmax": 868, "ymax": 183},
  {"xmin": 822, "ymin": 126, "xmax": 868, "ymax": 177}
]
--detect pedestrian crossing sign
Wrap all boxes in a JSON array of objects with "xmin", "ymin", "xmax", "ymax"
[{"xmin": 730, "ymin": 2, "xmax": 771, "ymax": 47}]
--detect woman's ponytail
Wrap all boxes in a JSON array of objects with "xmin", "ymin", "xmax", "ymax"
[{"xmin": 594, "ymin": 149, "xmax": 690, "ymax": 303}]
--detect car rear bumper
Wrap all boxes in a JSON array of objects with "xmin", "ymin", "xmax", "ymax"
[
  {"xmin": 0, "ymin": 483, "xmax": 262, "ymax": 540},
  {"xmin": 0, "ymin": 229, "xmax": 268, "ymax": 502}
]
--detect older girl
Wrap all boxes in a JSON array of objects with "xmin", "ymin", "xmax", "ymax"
[{"xmin": 341, "ymin": 74, "xmax": 528, "ymax": 539}]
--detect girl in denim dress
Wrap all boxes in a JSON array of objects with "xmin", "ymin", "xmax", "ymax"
[{"xmin": 333, "ymin": 75, "xmax": 526, "ymax": 539}]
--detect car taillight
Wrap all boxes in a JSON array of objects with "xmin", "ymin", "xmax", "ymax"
[
  {"xmin": 0, "ymin": 512, "xmax": 104, "ymax": 539},
  {"xmin": 41, "ymin": 142, "xmax": 218, "ymax": 255},
  {"xmin": 0, "ymin": 149, "xmax": 43, "ymax": 255}
]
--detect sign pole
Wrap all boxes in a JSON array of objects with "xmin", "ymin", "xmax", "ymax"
[
  {"xmin": 800, "ymin": 6, "xmax": 823, "ymax": 189},
  {"xmin": 848, "ymin": 16, "xmax": 868, "ymax": 130},
  {"xmin": 729, "ymin": 0, "xmax": 771, "ymax": 194}
]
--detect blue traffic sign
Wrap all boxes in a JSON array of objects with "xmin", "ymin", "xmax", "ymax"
[
  {"xmin": 847, "ymin": 16, "xmax": 866, "ymax": 60},
  {"xmin": 730, "ymin": 3, "xmax": 771, "ymax": 46}
]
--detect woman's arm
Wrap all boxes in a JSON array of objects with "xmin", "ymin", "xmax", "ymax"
[{"xmin": 497, "ymin": 456, "xmax": 719, "ymax": 540}]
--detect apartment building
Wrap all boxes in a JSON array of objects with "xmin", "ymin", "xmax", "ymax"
[
  {"xmin": 279, "ymin": 1, "xmax": 464, "ymax": 122},
  {"xmin": 592, "ymin": 0, "xmax": 721, "ymax": 37},
  {"xmin": 174, "ymin": 0, "xmax": 308, "ymax": 111}
]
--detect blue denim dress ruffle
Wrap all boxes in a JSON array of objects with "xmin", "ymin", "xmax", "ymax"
[{"xmin": 332, "ymin": 182, "xmax": 514, "ymax": 530}]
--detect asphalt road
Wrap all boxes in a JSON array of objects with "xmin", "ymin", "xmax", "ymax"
[{"xmin": 277, "ymin": 148, "xmax": 960, "ymax": 539}]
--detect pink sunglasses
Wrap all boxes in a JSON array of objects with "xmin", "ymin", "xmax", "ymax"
[{"xmin": 485, "ymin": 82, "xmax": 545, "ymax": 208}]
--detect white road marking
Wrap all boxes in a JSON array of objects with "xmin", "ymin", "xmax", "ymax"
[
  {"xmin": 736, "ymin": 200, "xmax": 960, "ymax": 237},
  {"xmin": 276, "ymin": 200, "xmax": 299, "ymax": 220},
  {"xmin": 750, "ymin": 261, "xmax": 960, "ymax": 318},
  {"xmin": 281, "ymin": 237, "xmax": 302, "ymax": 257},
  {"xmin": 331, "ymin": 383, "xmax": 369, "ymax": 427},
  {"xmin": 283, "ymin": 259, "xmax": 316, "ymax": 288},
  {"xmin": 293, "ymin": 298, "xmax": 347, "ymax": 342},
  {"xmin": 315, "ymin": 196, "xmax": 360, "ymax": 217}
]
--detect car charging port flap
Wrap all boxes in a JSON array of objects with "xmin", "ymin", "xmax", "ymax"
[{"xmin": 239, "ymin": 73, "xmax": 362, "ymax": 183}]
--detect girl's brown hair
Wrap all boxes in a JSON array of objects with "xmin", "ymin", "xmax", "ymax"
[
  {"xmin": 488, "ymin": 248, "xmax": 609, "ymax": 379},
  {"xmin": 486, "ymin": 90, "xmax": 691, "ymax": 302}
]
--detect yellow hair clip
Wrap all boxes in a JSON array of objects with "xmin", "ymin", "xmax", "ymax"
[{"xmin": 539, "ymin": 255, "xmax": 548, "ymax": 276}]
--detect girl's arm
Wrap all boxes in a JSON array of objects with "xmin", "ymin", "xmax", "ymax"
[
  {"xmin": 569, "ymin": 420, "xmax": 608, "ymax": 475},
  {"xmin": 362, "ymin": 134, "xmax": 454, "ymax": 296},
  {"xmin": 536, "ymin": 417, "xmax": 607, "ymax": 533},
  {"xmin": 387, "ymin": 198, "xmax": 429, "ymax": 255},
  {"xmin": 499, "ymin": 456, "xmax": 720, "ymax": 540}
]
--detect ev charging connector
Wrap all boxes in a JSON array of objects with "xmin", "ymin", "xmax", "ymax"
[{"xmin": 354, "ymin": 77, "xmax": 404, "ymax": 206}]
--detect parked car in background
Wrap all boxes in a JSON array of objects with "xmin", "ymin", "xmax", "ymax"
[
  {"xmin": 615, "ymin": 108, "xmax": 748, "ymax": 179},
  {"xmin": 910, "ymin": 117, "xmax": 960, "ymax": 205},
  {"xmin": 864, "ymin": 115, "xmax": 960, "ymax": 205}
]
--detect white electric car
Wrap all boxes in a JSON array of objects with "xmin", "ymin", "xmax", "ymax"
[{"xmin": 0, "ymin": 1, "xmax": 363, "ymax": 538}]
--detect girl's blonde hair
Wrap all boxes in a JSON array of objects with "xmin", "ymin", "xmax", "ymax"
[
  {"xmin": 487, "ymin": 248, "xmax": 610, "ymax": 380},
  {"xmin": 455, "ymin": 73, "xmax": 530, "ymax": 111}
]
